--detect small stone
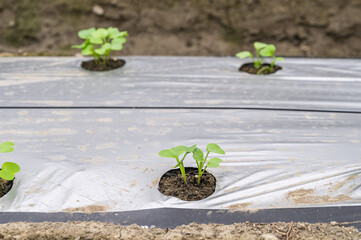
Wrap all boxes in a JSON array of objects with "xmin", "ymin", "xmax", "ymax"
[
  {"xmin": 298, "ymin": 223, "xmax": 306, "ymax": 230},
  {"xmin": 330, "ymin": 221, "xmax": 338, "ymax": 226},
  {"xmin": 92, "ymin": 5, "xmax": 104, "ymax": 16},
  {"xmin": 260, "ymin": 233, "xmax": 278, "ymax": 240},
  {"xmin": 8, "ymin": 20, "xmax": 15, "ymax": 27}
]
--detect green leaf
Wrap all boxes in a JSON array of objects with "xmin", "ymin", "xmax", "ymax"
[
  {"xmin": 110, "ymin": 38, "xmax": 124, "ymax": 50},
  {"xmin": 2, "ymin": 162, "xmax": 20, "ymax": 173},
  {"xmin": 119, "ymin": 31, "xmax": 128, "ymax": 37},
  {"xmin": 159, "ymin": 149, "xmax": 176, "ymax": 158},
  {"xmin": 254, "ymin": 42, "xmax": 268, "ymax": 51},
  {"xmin": 94, "ymin": 43, "xmax": 111, "ymax": 55},
  {"xmin": 0, "ymin": 142, "xmax": 14, "ymax": 153},
  {"xmin": 108, "ymin": 27, "xmax": 121, "ymax": 39},
  {"xmin": 72, "ymin": 40, "xmax": 90, "ymax": 49},
  {"xmin": 275, "ymin": 57, "xmax": 284, "ymax": 61},
  {"xmin": 206, "ymin": 143, "xmax": 225, "ymax": 155},
  {"xmin": 207, "ymin": 158, "xmax": 222, "ymax": 168},
  {"xmin": 107, "ymin": 28, "xmax": 128, "ymax": 38},
  {"xmin": 260, "ymin": 44, "xmax": 276, "ymax": 57},
  {"xmin": 193, "ymin": 148, "xmax": 204, "ymax": 162},
  {"xmin": 117, "ymin": 37, "xmax": 127, "ymax": 44},
  {"xmin": 236, "ymin": 51, "xmax": 252, "ymax": 59},
  {"xmin": 186, "ymin": 144, "xmax": 197, "ymax": 153},
  {"xmin": 92, "ymin": 28, "xmax": 108, "ymax": 39},
  {"xmin": 81, "ymin": 45, "xmax": 94, "ymax": 56},
  {"xmin": 89, "ymin": 36, "xmax": 103, "ymax": 44},
  {"xmin": 107, "ymin": 27, "xmax": 118, "ymax": 33},
  {"xmin": 170, "ymin": 145, "xmax": 188, "ymax": 157},
  {"xmin": 0, "ymin": 169, "xmax": 15, "ymax": 181},
  {"xmin": 78, "ymin": 28, "xmax": 96, "ymax": 39},
  {"xmin": 208, "ymin": 158, "xmax": 222, "ymax": 164}
]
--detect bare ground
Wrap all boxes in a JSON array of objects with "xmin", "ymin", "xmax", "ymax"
[
  {"xmin": 0, "ymin": 0, "xmax": 360, "ymax": 57},
  {"xmin": 0, "ymin": 221, "xmax": 360, "ymax": 240}
]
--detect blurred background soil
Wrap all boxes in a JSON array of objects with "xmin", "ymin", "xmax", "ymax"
[{"xmin": 0, "ymin": 0, "xmax": 360, "ymax": 57}]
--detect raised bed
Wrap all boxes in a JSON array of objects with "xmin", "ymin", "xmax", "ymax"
[
  {"xmin": 0, "ymin": 57, "xmax": 360, "ymax": 111},
  {"xmin": 0, "ymin": 57, "xmax": 360, "ymax": 230}
]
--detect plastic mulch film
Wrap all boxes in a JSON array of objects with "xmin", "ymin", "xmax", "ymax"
[
  {"xmin": 0, "ymin": 57, "xmax": 360, "ymax": 111},
  {"xmin": 0, "ymin": 109, "xmax": 360, "ymax": 212}
]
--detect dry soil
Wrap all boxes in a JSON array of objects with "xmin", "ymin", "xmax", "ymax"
[{"xmin": 0, "ymin": 221, "xmax": 360, "ymax": 240}]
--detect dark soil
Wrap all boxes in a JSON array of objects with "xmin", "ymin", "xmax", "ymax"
[
  {"xmin": 158, "ymin": 167, "xmax": 216, "ymax": 201},
  {"xmin": 0, "ymin": 1, "xmax": 361, "ymax": 57},
  {"xmin": 239, "ymin": 63, "xmax": 282, "ymax": 75},
  {"xmin": 0, "ymin": 177, "xmax": 13, "ymax": 198},
  {"xmin": 81, "ymin": 58, "xmax": 125, "ymax": 71}
]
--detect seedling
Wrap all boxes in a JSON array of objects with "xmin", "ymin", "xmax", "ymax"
[
  {"xmin": 236, "ymin": 42, "xmax": 283, "ymax": 74},
  {"xmin": 257, "ymin": 44, "xmax": 284, "ymax": 74},
  {"xmin": 0, "ymin": 142, "xmax": 20, "ymax": 181},
  {"xmin": 72, "ymin": 27, "xmax": 128, "ymax": 65},
  {"xmin": 159, "ymin": 145, "xmax": 197, "ymax": 183},
  {"xmin": 192, "ymin": 143, "xmax": 225, "ymax": 185},
  {"xmin": 236, "ymin": 42, "xmax": 268, "ymax": 69}
]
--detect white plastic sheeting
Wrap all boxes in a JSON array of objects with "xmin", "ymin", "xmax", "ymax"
[
  {"xmin": 0, "ymin": 57, "xmax": 360, "ymax": 213},
  {"xmin": 0, "ymin": 57, "xmax": 360, "ymax": 111},
  {"xmin": 0, "ymin": 109, "xmax": 360, "ymax": 212}
]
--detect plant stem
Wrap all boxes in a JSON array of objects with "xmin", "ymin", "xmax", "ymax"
[
  {"xmin": 197, "ymin": 151, "xmax": 210, "ymax": 185},
  {"xmin": 270, "ymin": 55, "xmax": 275, "ymax": 72},
  {"xmin": 177, "ymin": 155, "xmax": 187, "ymax": 183},
  {"xmin": 180, "ymin": 162, "xmax": 186, "ymax": 183},
  {"xmin": 198, "ymin": 166, "xmax": 208, "ymax": 185},
  {"xmin": 250, "ymin": 56, "xmax": 259, "ymax": 69},
  {"xmin": 255, "ymin": 50, "xmax": 264, "ymax": 69}
]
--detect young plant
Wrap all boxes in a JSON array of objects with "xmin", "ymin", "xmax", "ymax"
[
  {"xmin": 236, "ymin": 42, "xmax": 284, "ymax": 74},
  {"xmin": 192, "ymin": 143, "xmax": 225, "ymax": 185},
  {"xmin": 159, "ymin": 145, "xmax": 197, "ymax": 183},
  {"xmin": 257, "ymin": 44, "xmax": 284, "ymax": 74},
  {"xmin": 0, "ymin": 142, "xmax": 20, "ymax": 181},
  {"xmin": 236, "ymin": 42, "xmax": 268, "ymax": 69},
  {"xmin": 72, "ymin": 27, "xmax": 128, "ymax": 65}
]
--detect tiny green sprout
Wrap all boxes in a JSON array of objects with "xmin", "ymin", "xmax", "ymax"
[
  {"xmin": 236, "ymin": 41, "xmax": 268, "ymax": 69},
  {"xmin": 236, "ymin": 42, "xmax": 283, "ymax": 74},
  {"xmin": 159, "ymin": 145, "xmax": 197, "ymax": 183},
  {"xmin": 0, "ymin": 142, "xmax": 20, "ymax": 181},
  {"xmin": 192, "ymin": 143, "xmax": 225, "ymax": 185},
  {"xmin": 257, "ymin": 44, "xmax": 284, "ymax": 74},
  {"xmin": 72, "ymin": 27, "xmax": 128, "ymax": 66}
]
